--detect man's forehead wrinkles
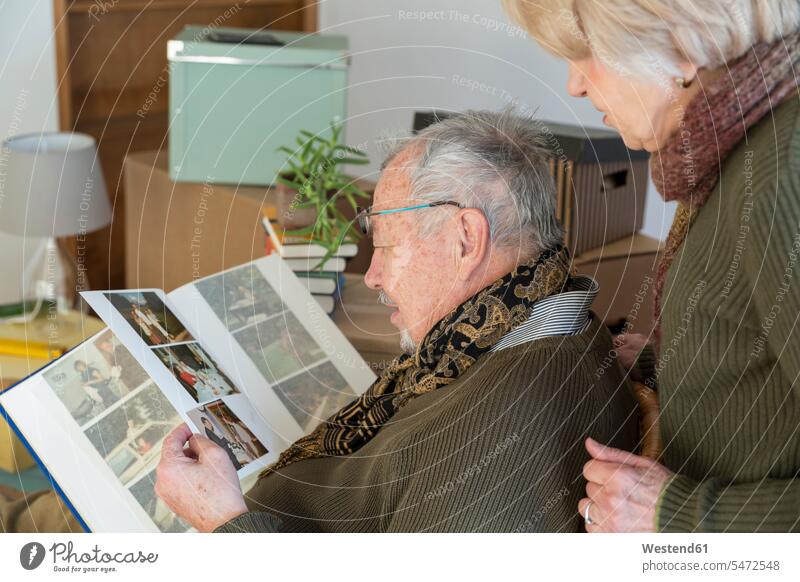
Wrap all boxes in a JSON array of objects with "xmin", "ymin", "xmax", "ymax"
[{"xmin": 373, "ymin": 177, "xmax": 411, "ymax": 210}]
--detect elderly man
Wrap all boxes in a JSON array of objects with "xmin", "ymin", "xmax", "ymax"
[
  {"xmin": 0, "ymin": 110, "xmax": 636, "ymax": 533},
  {"xmin": 153, "ymin": 109, "xmax": 639, "ymax": 533}
]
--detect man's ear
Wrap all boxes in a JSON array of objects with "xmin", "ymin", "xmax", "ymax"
[{"xmin": 456, "ymin": 208, "xmax": 491, "ymax": 281}]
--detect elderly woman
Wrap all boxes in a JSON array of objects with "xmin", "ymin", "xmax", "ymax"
[{"xmin": 503, "ymin": 0, "xmax": 800, "ymax": 532}]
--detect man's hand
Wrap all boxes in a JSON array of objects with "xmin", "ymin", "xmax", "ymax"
[
  {"xmin": 578, "ymin": 437, "xmax": 673, "ymax": 532},
  {"xmin": 155, "ymin": 423, "xmax": 248, "ymax": 532}
]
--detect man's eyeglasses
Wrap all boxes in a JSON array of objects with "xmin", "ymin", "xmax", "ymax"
[{"xmin": 355, "ymin": 201, "xmax": 463, "ymax": 237}]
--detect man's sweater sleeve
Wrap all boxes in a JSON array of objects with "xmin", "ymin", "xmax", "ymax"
[
  {"xmin": 213, "ymin": 511, "xmax": 283, "ymax": 533},
  {"xmin": 657, "ymin": 136, "xmax": 800, "ymax": 533}
]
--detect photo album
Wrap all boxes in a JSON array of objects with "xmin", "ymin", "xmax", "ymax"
[{"xmin": 0, "ymin": 255, "xmax": 377, "ymax": 532}]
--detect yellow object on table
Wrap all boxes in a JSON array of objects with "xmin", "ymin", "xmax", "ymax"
[
  {"xmin": 0, "ymin": 338, "xmax": 64, "ymax": 360},
  {"xmin": 0, "ymin": 310, "xmax": 105, "ymax": 473}
]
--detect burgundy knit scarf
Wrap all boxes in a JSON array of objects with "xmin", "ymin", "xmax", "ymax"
[{"xmin": 651, "ymin": 32, "xmax": 800, "ymax": 348}]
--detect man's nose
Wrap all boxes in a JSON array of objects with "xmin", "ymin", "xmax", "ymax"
[
  {"xmin": 364, "ymin": 248, "xmax": 382, "ymax": 290},
  {"xmin": 566, "ymin": 61, "xmax": 588, "ymax": 98}
]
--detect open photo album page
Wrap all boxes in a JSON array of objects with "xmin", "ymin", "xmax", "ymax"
[
  {"xmin": 1, "ymin": 328, "xmax": 194, "ymax": 532},
  {"xmin": 1, "ymin": 255, "xmax": 375, "ymax": 532}
]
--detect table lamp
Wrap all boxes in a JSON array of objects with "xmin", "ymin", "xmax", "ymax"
[{"xmin": 0, "ymin": 132, "xmax": 111, "ymax": 320}]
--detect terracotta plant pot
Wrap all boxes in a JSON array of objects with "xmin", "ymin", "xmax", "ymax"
[{"xmin": 274, "ymin": 178, "xmax": 318, "ymax": 229}]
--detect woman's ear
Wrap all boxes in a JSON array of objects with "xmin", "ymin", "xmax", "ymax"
[{"xmin": 456, "ymin": 208, "xmax": 491, "ymax": 281}]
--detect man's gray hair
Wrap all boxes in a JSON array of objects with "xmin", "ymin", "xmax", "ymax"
[{"xmin": 381, "ymin": 108, "xmax": 563, "ymax": 257}]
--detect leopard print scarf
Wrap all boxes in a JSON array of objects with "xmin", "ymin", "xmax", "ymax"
[{"xmin": 256, "ymin": 245, "xmax": 574, "ymax": 482}]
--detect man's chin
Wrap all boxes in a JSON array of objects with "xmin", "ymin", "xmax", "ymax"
[
  {"xmin": 399, "ymin": 329, "xmax": 417, "ymax": 355},
  {"xmin": 390, "ymin": 309, "xmax": 402, "ymax": 326}
]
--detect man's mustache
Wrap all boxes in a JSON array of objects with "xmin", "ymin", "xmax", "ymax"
[{"xmin": 378, "ymin": 290, "xmax": 397, "ymax": 307}]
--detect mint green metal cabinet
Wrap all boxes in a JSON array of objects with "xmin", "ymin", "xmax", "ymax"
[{"xmin": 168, "ymin": 27, "xmax": 349, "ymax": 186}]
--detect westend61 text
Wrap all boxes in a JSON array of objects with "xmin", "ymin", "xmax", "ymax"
[{"xmin": 642, "ymin": 543, "xmax": 708, "ymax": 554}]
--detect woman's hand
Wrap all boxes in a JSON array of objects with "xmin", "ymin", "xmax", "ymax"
[
  {"xmin": 155, "ymin": 423, "xmax": 248, "ymax": 532},
  {"xmin": 613, "ymin": 333, "xmax": 649, "ymax": 377},
  {"xmin": 578, "ymin": 437, "xmax": 674, "ymax": 532}
]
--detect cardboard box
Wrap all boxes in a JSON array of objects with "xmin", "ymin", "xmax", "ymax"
[
  {"xmin": 575, "ymin": 233, "xmax": 662, "ymax": 335},
  {"xmin": 546, "ymin": 123, "xmax": 651, "ymax": 256},
  {"xmin": 124, "ymin": 150, "xmax": 375, "ymax": 292}
]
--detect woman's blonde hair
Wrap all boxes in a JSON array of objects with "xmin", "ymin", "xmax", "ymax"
[{"xmin": 502, "ymin": 0, "xmax": 800, "ymax": 79}]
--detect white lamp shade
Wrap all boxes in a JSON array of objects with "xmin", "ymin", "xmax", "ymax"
[{"xmin": 0, "ymin": 132, "xmax": 111, "ymax": 237}]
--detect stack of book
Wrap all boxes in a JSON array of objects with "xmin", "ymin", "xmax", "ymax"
[{"xmin": 262, "ymin": 213, "xmax": 355, "ymax": 314}]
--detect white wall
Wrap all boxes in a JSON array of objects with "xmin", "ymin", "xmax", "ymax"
[
  {"xmin": 0, "ymin": 1, "xmax": 674, "ymax": 307},
  {"xmin": 319, "ymin": 0, "xmax": 676, "ymax": 241},
  {"xmin": 0, "ymin": 0, "xmax": 59, "ymax": 304}
]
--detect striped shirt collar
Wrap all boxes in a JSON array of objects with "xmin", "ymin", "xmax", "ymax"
[{"xmin": 490, "ymin": 275, "xmax": 599, "ymax": 352}]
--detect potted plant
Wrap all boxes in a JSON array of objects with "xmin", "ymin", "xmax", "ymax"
[{"xmin": 274, "ymin": 120, "xmax": 371, "ymax": 269}]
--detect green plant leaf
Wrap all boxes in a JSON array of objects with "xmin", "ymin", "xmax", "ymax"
[
  {"xmin": 314, "ymin": 248, "xmax": 336, "ymax": 271},
  {"xmin": 338, "ymin": 189, "xmax": 355, "ymax": 207},
  {"xmin": 350, "ymin": 186, "xmax": 371, "ymax": 199},
  {"xmin": 332, "ymin": 157, "xmax": 370, "ymax": 165},
  {"xmin": 340, "ymin": 184, "xmax": 371, "ymax": 200},
  {"xmin": 333, "ymin": 144, "xmax": 367, "ymax": 155},
  {"xmin": 275, "ymin": 118, "xmax": 370, "ymax": 250},
  {"xmin": 330, "ymin": 122, "xmax": 342, "ymax": 142},
  {"xmin": 301, "ymin": 136, "xmax": 317, "ymax": 161},
  {"xmin": 292, "ymin": 199, "xmax": 317, "ymax": 209},
  {"xmin": 331, "ymin": 206, "xmax": 356, "ymax": 229},
  {"xmin": 329, "ymin": 205, "xmax": 347, "ymax": 220},
  {"xmin": 276, "ymin": 145, "xmax": 297, "ymax": 157},
  {"xmin": 275, "ymin": 175, "xmax": 305, "ymax": 190},
  {"xmin": 282, "ymin": 158, "xmax": 304, "ymax": 177},
  {"xmin": 331, "ymin": 222, "xmax": 351, "ymax": 247},
  {"xmin": 310, "ymin": 147, "xmax": 325, "ymax": 174}
]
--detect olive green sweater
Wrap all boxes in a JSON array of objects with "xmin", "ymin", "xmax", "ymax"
[
  {"xmin": 214, "ymin": 315, "xmax": 638, "ymax": 533},
  {"xmin": 653, "ymin": 95, "xmax": 800, "ymax": 532}
]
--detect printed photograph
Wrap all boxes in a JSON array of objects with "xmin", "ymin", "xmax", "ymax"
[
  {"xmin": 233, "ymin": 312, "xmax": 326, "ymax": 383},
  {"xmin": 186, "ymin": 399, "xmax": 268, "ymax": 471},
  {"xmin": 128, "ymin": 469, "xmax": 191, "ymax": 533},
  {"xmin": 83, "ymin": 383, "xmax": 182, "ymax": 485},
  {"xmin": 93, "ymin": 331, "xmax": 150, "ymax": 391},
  {"xmin": 104, "ymin": 291, "xmax": 193, "ymax": 346},
  {"xmin": 194, "ymin": 263, "xmax": 285, "ymax": 330},
  {"xmin": 151, "ymin": 342, "xmax": 239, "ymax": 403},
  {"xmin": 273, "ymin": 361, "xmax": 355, "ymax": 433},
  {"xmin": 42, "ymin": 329, "xmax": 147, "ymax": 426}
]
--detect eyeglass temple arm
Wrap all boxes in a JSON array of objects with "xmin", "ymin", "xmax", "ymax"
[{"xmin": 369, "ymin": 201, "xmax": 463, "ymax": 216}]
